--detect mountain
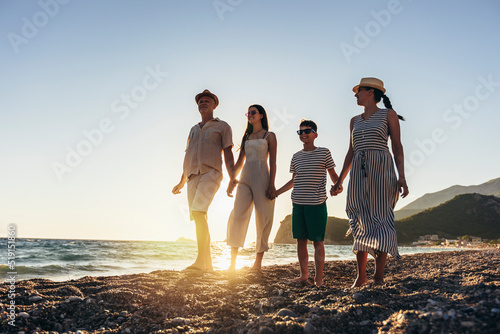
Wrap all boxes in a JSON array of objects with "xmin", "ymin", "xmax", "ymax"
[
  {"xmin": 274, "ymin": 193, "xmax": 500, "ymax": 245},
  {"xmin": 395, "ymin": 177, "xmax": 500, "ymax": 219},
  {"xmin": 273, "ymin": 215, "xmax": 353, "ymax": 245},
  {"xmin": 396, "ymin": 193, "xmax": 500, "ymax": 244}
]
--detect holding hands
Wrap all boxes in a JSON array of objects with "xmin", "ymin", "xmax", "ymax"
[
  {"xmin": 330, "ymin": 181, "xmax": 343, "ymax": 196},
  {"xmin": 227, "ymin": 179, "xmax": 238, "ymax": 197},
  {"xmin": 266, "ymin": 184, "xmax": 277, "ymax": 200}
]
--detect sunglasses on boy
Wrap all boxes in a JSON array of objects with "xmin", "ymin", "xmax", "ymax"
[{"xmin": 297, "ymin": 129, "xmax": 316, "ymax": 135}]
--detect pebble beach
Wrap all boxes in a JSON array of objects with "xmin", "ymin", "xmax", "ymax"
[{"xmin": 1, "ymin": 249, "xmax": 499, "ymax": 334}]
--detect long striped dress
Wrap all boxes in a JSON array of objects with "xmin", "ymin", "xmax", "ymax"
[{"xmin": 346, "ymin": 109, "xmax": 401, "ymax": 259}]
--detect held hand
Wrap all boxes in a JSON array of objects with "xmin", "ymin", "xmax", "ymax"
[
  {"xmin": 330, "ymin": 182, "xmax": 343, "ymax": 196},
  {"xmin": 227, "ymin": 179, "xmax": 238, "ymax": 197},
  {"xmin": 266, "ymin": 185, "xmax": 277, "ymax": 200},
  {"xmin": 172, "ymin": 182, "xmax": 184, "ymax": 195},
  {"xmin": 398, "ymin": 178, "xmax": 409, "ymax": 198}
]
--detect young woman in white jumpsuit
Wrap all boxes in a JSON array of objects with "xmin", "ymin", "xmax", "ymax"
[{"xmin": 226, "ymin": 104, "xmax": 277, "ymax": 271}]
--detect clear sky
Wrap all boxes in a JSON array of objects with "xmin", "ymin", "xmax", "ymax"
[{"xmin": 1, "ymin": 0, "xmax": 499, "ymax": 242}]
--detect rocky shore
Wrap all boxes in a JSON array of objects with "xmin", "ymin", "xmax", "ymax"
[{"xmin": 1, "ymin": 250, "xmax": 499, "ymax": 333}]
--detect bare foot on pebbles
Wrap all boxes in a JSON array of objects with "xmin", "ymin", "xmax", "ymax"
[{"xmin": 351, "ymin": 276, "xmax": 368, "ymax": 288}]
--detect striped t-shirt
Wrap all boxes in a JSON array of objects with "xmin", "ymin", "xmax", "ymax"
[{"xmin": 290, "ymin": 147, "xmax": 335, "ymax": 205}]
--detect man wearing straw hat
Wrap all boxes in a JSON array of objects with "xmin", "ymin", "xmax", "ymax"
[{"xmin": 172, "ymin": 89, "xmax": 234, "ymax": 271}]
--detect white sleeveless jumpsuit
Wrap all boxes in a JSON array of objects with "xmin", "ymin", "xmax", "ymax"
[{"xmin": 226, "ymin": 136, "xmax": 275, "ymax": 253}]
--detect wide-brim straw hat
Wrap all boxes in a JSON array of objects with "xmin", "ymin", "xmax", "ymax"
[
  {"xmin": 352, "ymin": 77, "xmax": 386, "ymax": 94},
  {"xmin": 195, "ymin": 89, "xmax": 219, "ymax": 107}
]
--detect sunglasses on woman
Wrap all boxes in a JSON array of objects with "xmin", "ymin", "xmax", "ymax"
[
  {"xmin": 245, "ymin": 110, "xmax": 259, "ymax": 117},
  {"xmin": 297, "ymin": 129, "xmax": 316, "ymax": 135}
]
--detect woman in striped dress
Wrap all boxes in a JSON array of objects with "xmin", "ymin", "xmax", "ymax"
[{"xmin": 332, "ymin": 77, "xmax": 409, "ymax": 288}]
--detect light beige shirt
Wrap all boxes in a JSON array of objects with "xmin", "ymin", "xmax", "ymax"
[{"xmin": 183, "ymin": 118, "xmax": 233, "ymax": 178}]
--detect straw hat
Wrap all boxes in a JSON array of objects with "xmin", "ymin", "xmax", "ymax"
[
  {"xmin": 195, "ymin": 89, "xmax": 219, "ymax": 107},
  {"xmin": 352, "ymin": 77, "xmax": 386, "ymax": 94}
]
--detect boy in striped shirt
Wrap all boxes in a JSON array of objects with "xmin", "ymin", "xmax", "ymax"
[{"xmin": 277, "ymin": 120, "xmax": 339, "ymax": 287}]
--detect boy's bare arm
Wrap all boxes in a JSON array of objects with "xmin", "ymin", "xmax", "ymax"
[
  {"xmin": 276, "ymin": 174, "xmax": 295, "ymax": 196},
  {"xmin": 328, "ymin": 168, "xmax": 342, "ymax": 196},
  {"xmin": 328, "ymin": 168, "xmax": 339, "ymax": 184}
]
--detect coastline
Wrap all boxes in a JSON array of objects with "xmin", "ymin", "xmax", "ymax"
[
  {"xmin": 1, "ymin": 240, "xmax": 473, "ymax": 282},
  {"xmin": 1, "ymin": 249, "xmax": 499, "ymax": 333}
]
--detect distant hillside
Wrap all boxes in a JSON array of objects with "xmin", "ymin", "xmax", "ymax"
[
  {"xmin": 395, "ymin": 177, "xmax": 500, "ymax": 219},
  {"xmin": 274, "ymin": 193, "xmax": 500, "ymax": 245},
  {"xmin": 273, "ymin": 215, "xmax": 353, "ymax": 245},
  {"xmin": 396, "ymin": 193, "xmax": 500, "ymax": 244}
]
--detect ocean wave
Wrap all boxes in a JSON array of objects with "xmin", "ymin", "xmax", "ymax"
[{"xmin": 58, "ymin": 253, "xmax": 95, "ymax": 261}]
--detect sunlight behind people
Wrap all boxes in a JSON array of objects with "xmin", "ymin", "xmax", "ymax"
[{"xmin": 1, "ymin": 1, "xmax": 499, "ymax": 243}]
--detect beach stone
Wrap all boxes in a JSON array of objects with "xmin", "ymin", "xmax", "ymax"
[
  {"xmin": 359, "ymin": 320, "xmax": 371, "ymax": 326},
  {"xmin": 277, "ymin": 308, "xmax": 297, "ymax": 318},
  {"xmin": 28, "ymin": 296, "xmax": 42, "ymax": 302},
  {"xmin": 304, "ymin": 321, "xmax": 315, "ymax": 334},
  {"xmin": 172, "ymin": 317, "xmax": 185, "ymax": 326},
  {"xmin": 54, "ymin": 323, "xmax": 63, "ymax": 332},
  {"xmin": 18, "ymin": 312, "xmax": 29, "ymax": 319},
  {"xmin": 353, "ymin": 293, "xmax": 364, "ymax": 302},
  {"xmin": 432, "ymin": 311, "xmax": 443, "ymax": 319},
  {"xmin": 259, "ymin": 327, "xmax": 274, "ymax": 334},
  {"xmin": 460, "ymin": 321, "xmax": 475, "ymax": 327},
  {"xmin": 65, "ymin": 296, "xmax": 83, "ymax": 303},
  {"xmin": 309, "ymin": 307, "xmax": 320, "ymax": 314},
  {"xmin": 448, "ymin": 309, "xmax": 456, "ymax": 319},
  {"xmin": 492, "ymin": 308, "xmax": 500, "ymax": 314}
]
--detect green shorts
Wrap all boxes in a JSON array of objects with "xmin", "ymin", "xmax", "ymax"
[{"xmin": 292, "ymin": 202, "xmax": 327, "ymax": 242}]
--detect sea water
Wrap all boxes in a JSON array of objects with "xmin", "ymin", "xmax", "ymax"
[{"xmin": 0, "ymin": 238, "xmax": 464, "ymax": 282}]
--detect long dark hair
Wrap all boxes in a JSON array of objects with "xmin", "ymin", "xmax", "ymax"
[
  {"xmin": 240, "ymin": 104, "xmax": 269, "ymax": 150},
  {"xmin": 369, "ymin": 87, "xmax": 405, "ymax": 121}
]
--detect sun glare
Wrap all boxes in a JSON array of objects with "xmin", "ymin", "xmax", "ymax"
[{"xmin": 211, "ymin": 241, "xmax": 255, "ymax": 270}]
